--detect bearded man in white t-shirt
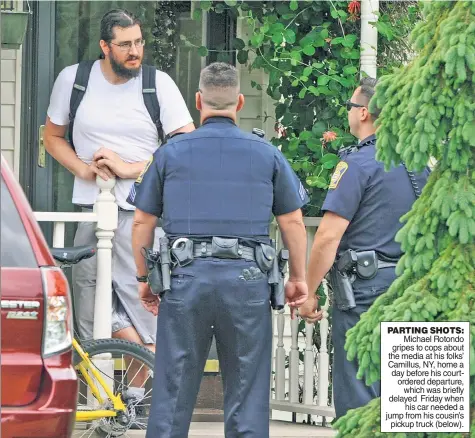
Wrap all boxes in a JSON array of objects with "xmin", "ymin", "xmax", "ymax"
[{"xmin": 44, "ymin": 9, "xmax": 194, "ymax": 410}]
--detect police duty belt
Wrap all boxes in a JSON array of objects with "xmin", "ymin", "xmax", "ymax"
[{"xmin": 172, "ymin": 237, "xmax": 257, "ymax": 262}]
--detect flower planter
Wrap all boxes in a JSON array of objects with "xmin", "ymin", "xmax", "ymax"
[{"xmin": 1, "ymin": 11, "xmax": 30, "ymax": 50}]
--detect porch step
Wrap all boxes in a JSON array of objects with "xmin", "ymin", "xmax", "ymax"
[{"xmin": 192, "ymin": 408, "xmax": 224, "ymax": 422}]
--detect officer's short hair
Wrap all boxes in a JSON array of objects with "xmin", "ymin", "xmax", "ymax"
[
  {"xmin": 100, "ymin": 9, "xmax": 141, "ymax": 43},
  {"xmin": 359, "ymin": 77, "xmax": 380, "ymax": 120},
  {"xmin": 199, "ymin": 63, "xmax": 240, "ymax": 110}
]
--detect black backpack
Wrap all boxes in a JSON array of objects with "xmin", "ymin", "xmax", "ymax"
[{"xmin": 68, "ymin": 61, "xmax": 165, "ymax": 149}]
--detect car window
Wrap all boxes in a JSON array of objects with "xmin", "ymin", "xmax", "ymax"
[{"xmin": 1, "ymin": 177, "xmax": 37, "ymax": 268}]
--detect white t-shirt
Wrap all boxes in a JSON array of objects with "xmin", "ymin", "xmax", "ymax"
[{"xmin": 47, "ymin": 60, "xmax": 193, "ymax": 210}]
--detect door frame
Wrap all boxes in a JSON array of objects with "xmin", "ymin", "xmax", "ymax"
[{"xmin": 20, "ymin": 0, "xmax": 56, "ymax": 240}]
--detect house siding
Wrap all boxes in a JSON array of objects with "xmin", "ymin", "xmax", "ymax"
[
  {"xmin": 236, "ymin": 17, "xmax": 275, "ymax": 138},
  {"xmin": 0, "ymin": 47, "xmax": 22, "ymax": 179}
]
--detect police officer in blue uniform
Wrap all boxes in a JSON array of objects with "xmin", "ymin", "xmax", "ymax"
[
  {"xmin": 128, "ymin": 62, "xmax": 309, "ymax": 438},
  {"xmin": 299, "ymin": 77, "xmax": 429, "ymax": 418}
]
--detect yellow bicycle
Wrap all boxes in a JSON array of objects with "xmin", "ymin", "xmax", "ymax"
[{"xmin": 51, "ymin": 246, "xmax": 155, "ymax": 437}]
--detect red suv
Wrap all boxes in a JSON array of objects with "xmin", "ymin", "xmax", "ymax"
[{"xmin": 1, "ymin": 156, "xmax": 78, "ymax": 437}]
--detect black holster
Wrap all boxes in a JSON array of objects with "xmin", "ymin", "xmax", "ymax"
[
  {"xmin": 329, "ymin": 265, "xmax": 356, "ymax": 311},
  {"xmin": 264, "ymin": 240, "xmax": 288, "ymax": 310},
  {"xmin": 330, "ymin": 249, "xmax": 357, "ymax": 311},
  {"xmin": 142, "ymin": 248, "xmax": 163, "ymax": 296},
  {"xmin": 142, "ymin": 236, "xmax": 172, "ymax": 296},
  {"xmin": 330, "ymin": 248, "xmax": 398, "ymax": 310}
]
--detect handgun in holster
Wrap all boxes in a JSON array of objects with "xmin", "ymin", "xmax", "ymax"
[
  {"xmin": 329, "ymin": 249, "xmax": 357, "ymax": 311},
  {"xmin": 142, "ymin": 236, "xmax": 172, "ymax": 296},
  {"xmin": 266, "ymin": 240, "xmax": 289, "ymax": 310},
  {"xmin": 142, "ymin": 247, "xmax": 163, "ymax": 296}
]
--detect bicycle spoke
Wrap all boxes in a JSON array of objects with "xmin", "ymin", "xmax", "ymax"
[
  {"xmin": 128, "ymin": 360, "xmax": 146, "ymax": 387},
  {"xmin": 140, "ymin": 371, "xmax": 153, "ymax": 388},
  {"xmin": 122, "ymin": 353, "xmax": 133, "ymax": 388},
  {"xmin": 133, "ymin": 421, "xmax": 147, "ymax": 430},
  {"xmin": 141, "ymin": 386, "xmax": 153, "ymax": 402},
  {"xmin": 74, "ymin": 426, "xmax": 97, "ymax": 438}
]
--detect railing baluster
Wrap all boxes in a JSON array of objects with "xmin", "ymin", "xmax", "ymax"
[
  {"xmin": 93, "ymin": 176, "xmax": 118, "ymax": 341},
  {"xmin": 274, "ymin": 309, "xmax": 286, "ymax": 400},
  {"xmin": 52, "ymin": 222, "xmax": 65, "ymax": 248},
  {"xmin": 303, "ymin": 321, "xmax": 314, "ymax": 405},
  {"xmin": 303, "ymin": 224, "xmax": 316, "ymax": 408},
  {"xmin": 317, "ymin": 279, "xmax": 331, "ymax": 410},
  {"xmin": 289, "ymin": 313, "xmax": 299, "ymax": 404}
]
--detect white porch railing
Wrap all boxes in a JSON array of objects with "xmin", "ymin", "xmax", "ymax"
[
  {"xmin": 270, "ymin": 218, "xmax": 335, "ymax": 424},
  {"xmin": 34, "ymin": 176, "xmax": 118, "ymax": 341},
  {"xmin": 34, "ymin": 180, "xmax": 335, "ymax": 424}
]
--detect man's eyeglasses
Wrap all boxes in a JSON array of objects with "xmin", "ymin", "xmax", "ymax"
[
  {"xmin": 345, "ymin": 100, "xmax": 366, "ymax": 111},
  {"xmin": 110, "ymin": 39, "xmax": 145, "ymax": 52}
]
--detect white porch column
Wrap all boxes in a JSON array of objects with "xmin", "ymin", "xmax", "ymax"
[
  {"xmin": 360, "ymin": 0, "xmax": 379, "ymax": 79},
  {"xmin": 93, "ymin": 176, "xmax": 118, "ymax": 340}
]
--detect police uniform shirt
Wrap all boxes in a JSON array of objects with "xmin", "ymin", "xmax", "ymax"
[
  {"xmin": 127, "ymin": 116, "xmax": 309, "ymax": 239},
  {"xmin": 321, "ymin": 134, "xmax": 429, "ymax": 259}
]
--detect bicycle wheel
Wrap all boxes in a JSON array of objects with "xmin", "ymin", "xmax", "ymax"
[{"xmin": 72, "ymin": 338, "xmax": 155, "ymax": 437}]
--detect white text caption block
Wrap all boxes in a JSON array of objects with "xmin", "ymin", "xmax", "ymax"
[{"xmin": 381, "ymin": 322, "xmax": 470, "ymax": 433}]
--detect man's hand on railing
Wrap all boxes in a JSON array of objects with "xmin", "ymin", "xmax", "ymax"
[
  {"xmin": 93, "ymin": 147, "xmax": 147, "ymax": 180},
  {"xmin": 79, "ymin": 159, "xmax": 115, "ymax": 182},
  {"xmin": 138, "ymin": 282, "xmax": 160, "ymax": 316},
  {"xmin": 93, "ymin": 147, "xmax": 130, "ymax": 178}
]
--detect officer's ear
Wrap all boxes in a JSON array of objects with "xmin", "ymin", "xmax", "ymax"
[
  {"xmin": 196, "ymin": 92, "xmax": 202, "ymax": 111},
  {"xmin": 236, "ymin": 94, "xmax": 245, "ymax": 113},
  {"xmin": 360, "ymin": 106, "xmax": 371, "ymax": 122}
]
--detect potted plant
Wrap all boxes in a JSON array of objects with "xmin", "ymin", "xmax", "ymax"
[{"xmin": 1, "ymin": 9, "xmax": 30, "ymax": 50}]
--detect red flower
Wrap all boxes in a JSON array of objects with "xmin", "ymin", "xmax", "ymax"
[
  {"xmin": 348, "ymin": 0, "xmax": 360, "ymax": 21},
  {"xmin": 322, "ymin": 131, "xmax": 337, "ymax": 142},
  {"xmin": 348, "ymin": 0, "xmax": 360, "ymax": 15}
]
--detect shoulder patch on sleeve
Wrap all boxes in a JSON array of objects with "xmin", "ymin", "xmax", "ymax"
[
  {"xmin": 136, "ymin": 155, "xmax": 153, "ymax": 184},
  {"xmin": 329, "ymin": 161, "xmax": 348, "ymax": 189}
]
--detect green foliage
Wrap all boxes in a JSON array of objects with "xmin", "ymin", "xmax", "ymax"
[
  {"xmin": 335, "ymin": 2, "xmax": 475, "ymax": 436},
  {"xmin": 186, "ymin": 1, "xmax": 420, "ymax": 216},
  {"xmin": 375, "ymin": 2, "xmax": 422, "ymax": 77},
  {"xmin": 242, "ymin": 0, "xmax": 361, "ymax": 216}
]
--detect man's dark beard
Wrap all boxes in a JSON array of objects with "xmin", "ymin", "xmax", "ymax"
[{"xmin": 109, "ymin": 53, "xmax": 141, "ymax": 79}]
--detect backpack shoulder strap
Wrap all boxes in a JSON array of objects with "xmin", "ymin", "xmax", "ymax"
[
  {"xmin": 69, "ymin": 60, "xmax": 95, "ymax": 148},
  {"xmin": 142, "ymin": 64, "xmax": 165, "ymax": 144}
]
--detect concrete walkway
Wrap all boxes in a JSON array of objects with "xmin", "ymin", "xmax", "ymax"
[{"xmin": 90, "ymin": 421, "xmax": 337, "ymax": 437}]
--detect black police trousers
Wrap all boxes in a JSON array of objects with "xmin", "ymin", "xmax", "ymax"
[
  {"xmin": 332, "ymin": 267, "xmax": 397, "ymax": 419},
  {"xmin": 146, "ymin": 258, "xmax": 272, "ymax": 438}
]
